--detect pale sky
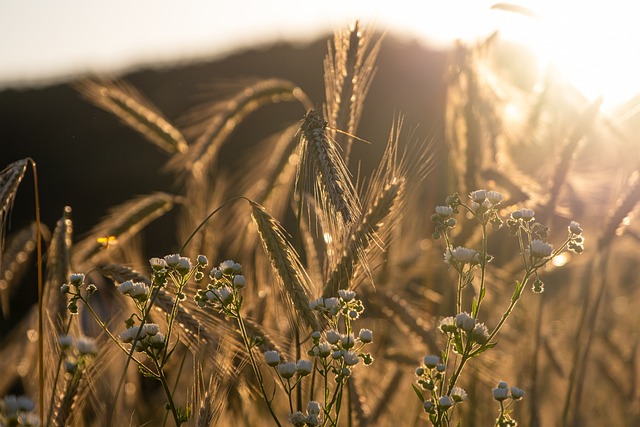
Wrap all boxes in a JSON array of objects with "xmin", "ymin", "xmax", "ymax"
[{"xmin": 1, "ymin": 0, "xmax": 639, "ymax": 107}]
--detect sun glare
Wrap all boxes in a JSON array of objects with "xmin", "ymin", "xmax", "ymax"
[{"xmin": 491, "ymin": 1, "xmax": 640, "ymax": 109}]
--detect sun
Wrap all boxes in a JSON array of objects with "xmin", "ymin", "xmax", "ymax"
[{"xmin": 491, "ymin": 1, "xmax": 640, "ymax": 109}]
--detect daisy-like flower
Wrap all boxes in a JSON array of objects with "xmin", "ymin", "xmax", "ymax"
[
  {"xmin": 296, "ymin": 359, "xmax": 313, "ymax": 376},
  {"xmin": 469, "ymin": 189, "xmax": 487, "ymax": 203},
  {"xmin": 76, "ymin": 337, "xmax": 98, "ymax": 356},
  {"xmin": 117, "ymin": 281, "xmax": 149, "ymax": 300},
  {"xmin": 317, "ymin": 342, "xmax": 332, "ymax": 357},
  {"xmin": 340, "ymin": 333, "xmax": 356, "ymax": 349},
  {"xmin": 288, "ymin": 411, "xmax": 307, "ymax": 427},
  {"xmin": 455, "ymin": 312, "xmax": 476, "ymax": 331},
  {"xmin": 119, "ymin": 326, "xmax": 145, "ymax": 343},
  {"xmin": 530, "ymin": 239, "xmax": 553, "ymax": 258},
  {"xmin": 307, "ymin": 401, "xmax": 321, "ymax": 416},
  {"xmin": 233, "ymin": 275, "xmax": 246, "ymax": 288},
  {"xmin": 214, "ymin": 286, "xmax": 234, "ymax": 305},
  {"xmin": 492, "ymin": 380, "xmax": 510, "ymax": 401},
  {"xmin": 451, "ymin": 387, "xmax": 468, "ymax": 402},
  {"xmin": 176, "ymin": 256, "xmax": 192, "ymax": 274},
  {"xmin": 338, "ymin": 289, "xmax": 356, "ymax": 302},
  {"xmin": 569, "ymin": 221, "xmax": 582, "ymax": 235},
  {"xmin": 277, "ymin": 362, "xmax": 297, "ymax": 379},
  {"xmin": 164, "ymin": 254, "xmax": 181, "ymax": 267},
  {"xmin": 149, "ymin": 257, "xmax": 167, "ymax": 270},
  {"xmin": 511, "ymin": 386, "xmax": 525, "ymax": 400},
  {"xmin": 264, "ymin": 350, "xmax": 280, "ymax": 367},
  {"xmin": 486, "ymin": 190, "xmax": 504, "ymax": 204},
  {"xmin": 435, "ymin": 205, "xmax": 454, "ymax": 217},
  {"xmin": 343, "ymin": 351, "xmax": 359, "ymax": 366},
  {"xmin": 423, "ymin": 355, "xmax": 439, "ymax": 368},
  {"xmin": 439, "ymin": 316, "xmax": 457, "ymax": 334},
  {"xmin": 471, "ymin": 322, "xmax": 490, "ymax": 344},
  {"xmin": 58, "ymin": 334, "xmax": 74, "ymax": 349},
  {"xmin": 445, "ymin": 246, "xmax": 480, "ymax": 266},
  {"xmin": 325, "ymin": 329, "xmax": 341, "ymax": 344},
  {"xmin": 358, "ymin": 328, "xmax": 373, "ymax": 343},
  {"xmin": 196, "ymin": 254, "xmax": 208, "ymax": 265},
  {"xmin": 69, "ymin": 273, "xmax": 85, "ymax": 286},
  {"xmin": 514, "ymin": 208, "xmax": 535, "ymax": 221},
  {"xmin": 438, "ymin": 395, "xmax": 453, "ymax": 409}
]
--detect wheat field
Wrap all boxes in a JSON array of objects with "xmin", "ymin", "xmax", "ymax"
[{"xmin": 1, "ymin": 21, "xmax": 639, "ymax": 427}]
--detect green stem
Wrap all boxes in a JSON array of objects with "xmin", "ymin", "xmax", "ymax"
[
  {"xmin": 152, "ymin": 356, "xmax": 182, "ymax": 426},
  {"xmin": 236, "ymin": 313, "xmax": 283, "ymax": 427}
]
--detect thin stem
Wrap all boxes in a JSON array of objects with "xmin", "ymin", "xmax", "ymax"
[
  {"xmin": 152, "ymin": 356, "xmax": 181, "ymax": 426},
  {"xmin": 236, "ymin": 313, "xmax": 283, "ymax": 427},
  {"xmin": 29, "ymin": 159, "xmax": 44, "ymax": 426}
]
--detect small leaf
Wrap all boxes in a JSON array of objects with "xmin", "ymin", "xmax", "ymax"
[{"xmin": 412, "ymin": 383, "xmax": 426, "ymax": 402}]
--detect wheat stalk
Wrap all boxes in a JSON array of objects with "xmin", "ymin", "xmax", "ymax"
[
  {"xmin": 76, "ymin": 80, "xmax": 188, "ymax": 154},
  {"xmin": 250, "ymin": 200, "xmax": 318, "ymax": 331}
]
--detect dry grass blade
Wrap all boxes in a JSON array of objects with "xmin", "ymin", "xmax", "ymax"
[
  {"xmin": 324, "ymin": 21, "xmax": 382, "ymax": 159},
  {"xmin": 323, "ymin": 178, "xmax": 404, "ymax": 296},
  {"xmin": 298, "ymin": 109, "xmax": 361, "ymax": 237},
  {"xmin": 0, "ymin": 222, "xmax": 44, "ymax": 317},
  {"xmin": 76, "ymin": 80, "xmax": 188, "ymax": 154},
  {"xmin": 72, "ymin": 192, "xmax": 175, "ymax": 266},
  {"xmin": 44, "ymin": 207, "xmax": 73, "ymax": 330},
  {"xmin": 250, "ymin": 200, "xmax": 318, "ymax": 331},
  {"xmin": 171, "ymin": 79, "xmax": 312, "ymax": 178}
]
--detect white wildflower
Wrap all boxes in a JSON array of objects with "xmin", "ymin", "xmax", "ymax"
[
  {"xmin": 530, "ymin": 239, "xmax": 553, "ymax": 258},
  {"xmin": 435, "ymin": 205, "xmax": 454, "ymax": 217},
  {"xmin": 469, "ymin": 189, "xmax": 487, "ymax": 203},
  {"xmin": 455, "ymin": 312, "xmax": 476, "ymax": 331},
  {"xmin": 296, "ymin": 359, "xmax": 313, "ymax": 376},
  {"xmin": 76, "ymin": 336, "xmax": 98, "ymax": 356},
  {"xmin": 451, "ymin": 387, "xmax": 468, "ymax": 402},
  {"xmin": 338, "ymin": 289, "xmax": 356, "ymax": 302},
  {"xmin": 358, "ymin": 328, "xmax": 373, "ymax": 343},
  {"xmin": 423, "ymin": 355, "xmax": 439, "ymax": 369},
  {"xmin": 343, "ymin": 351, "xmax": 359, "ymax": 366},
  {"xmin": 277, "ymin": 362, "xmax": 297, "ymax": 379},
  {"xmin": 264, "ymin": 350, "xmax": 280, "ymax": 367},
  {"xmin": 486, "ymin": 190, "xmax": 504, "ymax": 204},
  {"xmin": 569, "ymin": 221, "xmax": 582, "ymax": 235},
  {"xmin": 438, "ymin": 395, "xmax": 453, "ymax": 409}
]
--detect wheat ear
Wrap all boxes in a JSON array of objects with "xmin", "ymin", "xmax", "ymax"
[
  {"xmin": 76, "ymin": 80, "xmax": 188, "ymax": 154},
  {"xmin": 324, "ymin": 21, "xmax": 382, "ymax": 160},
  {"xmin": 171, "ymin": 79, "xmax": 312, "ymax": 178},
  {"xmin": 44, "ymin": 207, "xmax": 73, "ymax": 331},
  {"xmin": 323, "ymin": 178, "xmax": 403, "ymax": 296},
  {"xmin": 298, "ymin": 109, "xmax": 361, "ymax": 237},
  {"xmin": 1, "ymin": 223, "xmax": 45, "ymax": 317},
  {"xmin": 250, "ymin": 200, "xmax": 318, "ymax": 331},
  {"xmin": 0, "ymin": 159, "xmax": 28, "ymax": 268}
]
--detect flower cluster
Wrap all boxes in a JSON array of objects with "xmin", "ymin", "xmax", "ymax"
[
  {"xmin": 194, "ymin": 260, "xmax": 245, "ymax": 310},
  {"xmin": 439, "ymin": 312, "xmax": 490, "ymax": 346},
  {"xmin": 149, "ymin": 253, "xmax": 209, "ymax": 289},
  {"xmin": 118, "ymin": 323, "xmax": 166, "ymax": 355},
  {"xmin": 309, "ymin": 289, "xmax": 365, "ymax": 320},
  {"xmin": 567, "ymin": 221, "xmax": 585, "ymax": 253},
  {"xmin": 58, "ymin": 334, "xmax": 98, "ymax": 374},
  {"xmin": 287, "ymin": 401, "xmax": 322, "ymax": 426},
  {"xmin": 416, "ymin": 353, "xmax": 468, "ymax": 417},
  {"xmin": 0, "ymin": 395, "xmax": 38, "ymax": 426},
  {"xmin": 60, "ymin": 273, "xmax": 97, "ymax": 314},
  {"xmin": 492, "ymin": 380, "xmax": 525, "ymax": 427}
]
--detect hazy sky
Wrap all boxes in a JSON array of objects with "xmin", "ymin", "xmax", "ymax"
[
  {"xmin": 1, "ymin": 0, "xmax": 639, "ymax": 107},
  {"xmin": 0, "ymin": 0, "xmax": 512, "ymax": 87}
]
